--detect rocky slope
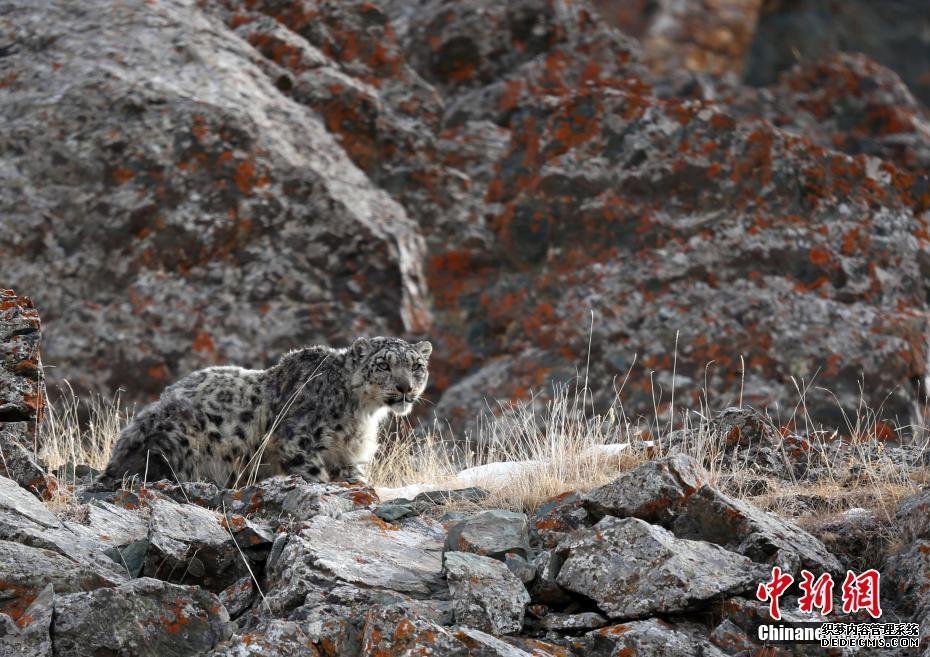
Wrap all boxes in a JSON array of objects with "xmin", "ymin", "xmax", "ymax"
[
  {"xmin": 1, "ymin": 443, "xmax": 928, "ymax": 656},
  {"xmin": 2, "ymin": 0, "xmax": 930, "ymax": 436}
]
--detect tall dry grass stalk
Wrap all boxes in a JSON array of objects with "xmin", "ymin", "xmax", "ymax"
[{"xmin": 38, "ymin": 382, "xmax": 130, "ymax": 476}]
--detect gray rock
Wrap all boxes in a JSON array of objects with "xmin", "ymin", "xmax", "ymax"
[
  {"xmin": 571, "ymin": 618, "xmax": 728, "ymax": 657},
  {"xmin": 504, "ymin": 552, "xmax": 536, "ymax": 585},
  {"xmin": 529, "ymin": 550, "xmax": 571, "ymax": 607},
  {"xmin": 218, "ymin": 576, "xmax": 256, "ymax": 620},
  {"xmin": 1, "ymin": 0, "xmax": 429, "ymax": 410},
  {"xmin": 52, "ymin": 577, "xmax": 230, "ymax": 657},
  {"xmin": 144, "ymin": 497, "xmax": 250, "ymax": 591},
  {"xmin": 582, "ymin": 454, "xmax": 709, "ymax": 524},
  {"xmin": 0, "ymin": 476, "xmax": 58, "ymax": 530},
  {"xmin": 0, "ymin": 583, "xmax": 53, "ymax": 657},
  {"xmin": 672, "ymin": 485, "xmax": 844, "ymax": 576},
  {"xmin": 207, "ymin": 620, "xmax": 314, "ymax": 656},
  {"xmin": 530, "ymin": 491, "xmax": 590, "ymax": 549},
  {"xmin": 360, "ymin": 604, "xmax": 564, "ymax": 656},
  {"xmin": 266, "ymin": 511, "xmax": 444, "ymax": 614},
  {"xmin": 0, "ymin": 425, "xmax": 56, "ymax": 500},
  {"xmin": 445, "ymin": 510, "xmax": 531, "ymax": 560},
  {"xmin": 538, "ymin": 611, "xmax": 608, "ymax": 632},
  {"xmin": 897, "ymin": 488, "xmax": 930, "ymax": 544},
  {"xmin": 556, "ymin": 517, "xmax": 764, "ymax": 619},
  {"xmin": 885, "ymin": 539, "xmax": 930, "ymax": 614},
  {"xmin": 444, "ymin": 551, "xmax": 530, "ymax": 635},
  {"xmin": 413, "ymin": 487, "xmax": 489, "ymax": 510},
  {"xmin": 0, "ymin": 290, "xmax": 43, "ymax": 426},
  {"xmin": 709, "ymin": 618, "xmax": 756, "ymax": 655},
  {"xmin": 0, "ymin": 540, "xmax": 112, "ymax": 621},
  {"xmin": 74, "ymin": 500, "xmax": 149, "ymax": 549},
  {"xmin": 0, "ymin": 477, "xmax": 126, "ymax": 585},
  {"xmin": 374, "ymin": 502, "xmax": 415, "ymax": 522},
  {"xmin": 217, "ymin": 476, "xmax": 377, "ymax": 521}
]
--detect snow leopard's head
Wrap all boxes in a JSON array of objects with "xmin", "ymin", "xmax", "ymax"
[{"xmin": 350, "ymin": 336, "xmax": 432, "ymax": 416}]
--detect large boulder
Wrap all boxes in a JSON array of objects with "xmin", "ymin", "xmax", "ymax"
[
  {"xmin": 583, "ymin": 455, "xmax": 843, "ymax": 575},
  {"xmin": 1, "ymin": 0, "xmax": 429, "ymax": 406},
  {"xmin": 51, "ymin": 578, "xmax": 230, "ymax": 657},
  {"xmin": 555, "ymin": 516, "xmax": 764, "ymax": 619}
]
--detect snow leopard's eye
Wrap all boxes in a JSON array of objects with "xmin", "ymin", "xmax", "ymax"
[
  {"xmin": 377, "ymin": 362, "xmax": 390, "ymax": 371},
  {"xmin": 412, "ymin": 362, "xmax": 424, "ymax": 372}
]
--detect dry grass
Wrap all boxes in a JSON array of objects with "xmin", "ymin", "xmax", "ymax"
[
  {"xmin": 30, "ymin": 373, "xmax": 929, "ymax": 529},
  {"xmin": 370, "ymin": 383, "xmax": 653, "ymax": 512},
  {"xmin": 38, "ymin": 382, "xmax": 129, "ymax": 478}
]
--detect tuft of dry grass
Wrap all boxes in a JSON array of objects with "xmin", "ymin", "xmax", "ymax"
[
  {"xmin": 370, "ymin": 382, "xmax": 653, "ymax": 512},
  {"xmin": 38, "ymin": 382, "xmax": 130, "ymax": 478}
]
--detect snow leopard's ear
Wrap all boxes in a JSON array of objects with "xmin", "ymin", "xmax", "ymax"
[
  {"xmin": 414, "ymin": 340, "xmax": 432, "ymax": 359},
  {"xmin": 351, "ymin": 337, "xmax": 372, "ymax": 359}
]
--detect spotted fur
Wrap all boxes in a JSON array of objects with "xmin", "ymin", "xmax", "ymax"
[{"xmin": 95, "ymin": 337, "xmax": 431, "ymax": 488}]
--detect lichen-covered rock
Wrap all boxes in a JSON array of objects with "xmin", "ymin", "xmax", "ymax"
[
  {"xmin": 885, "ymin": 539, "xmax": 930, "ymax": 615},
  {"xmin": 0, "ymin": 477, "xmax": 127, "ymax": 586},
  {"xmin": 1, "ymin": 0, "xmax": 429, "ymax": 407},
  {"xmin": 745, "ymin": 0, "xmax": 930, "ymax": 107},
  {"xmin": 52, "ymin": 577, "xmax": 230, "ymax": 657},
  {"xmin": 444, "ymin": 510, "xmax": 531, "ymax": 560},
  {"xmin": 556, "ymin": 517, "xmax": 764, "ymax": 619},
  {"xmin": 897, "ymin": 488, "xmax": 930, "ymax": 544},
  {"xmin": 571, "ymin": 618, "xmax": 728, "ymax": 657},
  {"xmin": 0, "ymin": 290, "xmax": 43, "ymax": 426},
  {"xmin": 208, "ymin": 620, "xmax": 320, "ymax": 657},
  {"xmin": 143, "ymin": 497, "xmax": 254, "ymax": 591},
  {"xmin": 360, "ymin": 605, "xmax": 565, "ymax": 657},
  {"xmin": 672, "ymin": 484, "xmax": 843, "ymax": 576},
  {"xmin": 0, "ymin": 541, "xmax": 111, "ymax": 624},
  {"xmin": 444, "ymin": 551, "xmax": 530, "ymax": 635},
  {"xmin": 531, "ymin": 491, "xmax": 590, "ymax": 549},
  {"xmin": 0, "ymin": 426, "xmax": 57, "ymax": 501},
  {"xmin": 266, "ymin": 511, "xmax": 444, "ymax": 614},
  {"xmin": 582, "ymin": 454, "xmax": 708, "ymax": 524},
  {"xmin": 0, "ymin": 582, "xmax": 54, "ymax": 657}
]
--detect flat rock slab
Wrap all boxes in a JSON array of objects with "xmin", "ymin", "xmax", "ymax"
[
  {"xmin": 444, "ymin": 551, "xmax": 530, "ymax": 634},
  {"xmin": 572, "ymin": 618, "xmax": 728, "ymax": 657},
  {"xmin": 267, "ymin": 511, "xmax": 443, "ymax": 612},
  {"xmin": 0, "ymin": 475, "xmax": 58, "ymax": 529},
  {"xmin": 52, "ymin": 577, "xmax": 229, "ymax": 657},
  {"xmin": 556, "ymin": 517, "xmax": 764, "ymax": 619},
  {"xmin": 444, "ymin": 510, "xmax": 531, "ymax": 560},
  {"xmin": 0, "ymin": 477, "xmax": 127, "ymax": 586}
]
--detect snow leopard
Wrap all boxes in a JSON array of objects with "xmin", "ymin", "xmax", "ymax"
[{"xmin": 94, "ymin": 337, "xmax": 432, "ymax": 489}]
